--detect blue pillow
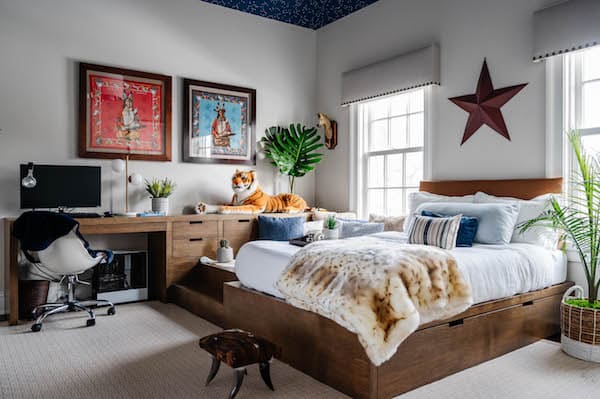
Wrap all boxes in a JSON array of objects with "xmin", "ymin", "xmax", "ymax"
[
  {"xmin": 258, "ymin": 216, "xmax": 305, "ymax": 241},
  {"xmin": 421, "ymin": 211, "xmax": 479, "ymax": 247}
]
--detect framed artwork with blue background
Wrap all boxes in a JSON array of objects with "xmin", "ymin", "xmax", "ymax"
[{"xmin": 183, "ymin": 79, "xmax": 256, "ymax": 164}]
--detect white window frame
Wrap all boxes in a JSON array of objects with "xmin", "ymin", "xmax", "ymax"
[
  {"xmin": 349, "ymin": 87, "xmax": 433, "ymax": 219},
  {"xmin": 547, "ymin": 47, "xmax": 600, "ymax": 198}
]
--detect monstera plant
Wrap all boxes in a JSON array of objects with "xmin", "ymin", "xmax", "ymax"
[{"xmin": 261, "ymin": 123, "xmax": 323, "ymax": 193}]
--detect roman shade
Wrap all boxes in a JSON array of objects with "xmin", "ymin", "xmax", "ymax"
[
  {"xmin": 341, "ymin": 44, "xmax": 440, "ymax": 106},
  {"xmin": 533, "ymin": 0, "xmax": 600, "ymax": 62}
]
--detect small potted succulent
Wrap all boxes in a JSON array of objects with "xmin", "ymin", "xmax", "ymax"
[
  {"xmin": 217, "ymin": 239, "xmax": 234, "ymax": 263},
  {"xmin": 323, "ymin": 215, "xmax": 339, "ymax": 240},
  {"xmin": 145, "ymin": 178, "xmax": 176, "ymax": 215}
]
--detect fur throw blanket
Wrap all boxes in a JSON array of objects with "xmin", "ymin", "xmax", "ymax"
[{"xmin": 276, "ymin": 236, "xmax": 473, "ymax": 366}]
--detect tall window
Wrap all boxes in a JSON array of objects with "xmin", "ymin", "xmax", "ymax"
[
  {"xmin": 356, "ymin": 89, "xmax": 426, "ymax": 217},
  {"xmin": 564, "ymin": 47, "xmax": 600, "ymax": 184}
]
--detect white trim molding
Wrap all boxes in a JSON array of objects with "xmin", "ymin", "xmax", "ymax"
[{"xmin": 0, "ymin": 290, "xmax": 6, "ymax": 317}]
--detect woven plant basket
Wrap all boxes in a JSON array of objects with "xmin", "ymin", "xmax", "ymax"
[{"xmin": 561, "ymin": 285, "xmax": 600, "ymax": 362}]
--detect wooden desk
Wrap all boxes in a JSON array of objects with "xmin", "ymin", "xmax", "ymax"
[{"xmin": 4, "ymin": 213, "xmax": 306, "ymax": 325}]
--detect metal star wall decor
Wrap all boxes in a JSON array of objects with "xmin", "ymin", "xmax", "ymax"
[{"xmin": 449, "ymin": 59, "xmax": 527, "ymax": 145}]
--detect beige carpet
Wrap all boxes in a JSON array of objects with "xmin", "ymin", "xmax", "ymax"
[{"xmin": 0, "ymin": 302, "xmax": 598, "ymax": 399}]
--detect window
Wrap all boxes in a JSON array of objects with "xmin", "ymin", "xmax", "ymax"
[
  {"xmin": 354, "ymin": 89, "xmax": 426, "ymax": 217},
  {"xmin": 563, "ymin": 47, "xmax": 600, "ymax": 189}
]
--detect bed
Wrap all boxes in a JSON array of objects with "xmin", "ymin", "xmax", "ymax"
[{"xmin": 223, "ymin": 177, "xmax": 573, "ymax": 399}]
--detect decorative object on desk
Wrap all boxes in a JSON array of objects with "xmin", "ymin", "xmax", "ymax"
[
  {"xmin": 182, "ymin": 79, "xmax": 256, "ymax": 165},
  {"xmin": 317, "ymin": 112, "xmax": 338, "ymax": 150},
  {"xmin": 261, "ymin": 123, "xmax": 323, "ymax": 193},
  {"xmin": 199, "ymin": 329, "xmax": 280, "ymax": 399},
  {"xmin": 21, "ymin": 162, "xmax": 37, "ymax": 188},
  {"xmin": 145, "ymin": 177, "xmax": 175, "ymax": 215},
  {"xmin": 449, "ymin": 59, "xmax": 527, "ymax": 145},
  {"xmin": 79, "ymin": 63, "xmax": 172, "ymax": 161},
  {"xmin": 289, "ymin": 231, "xmax": 325, "ymax": 247},
  {"xmin": 323, "ymin": 215, "xmax": 339, "ymax": 240},
  {"xmin": 520, "ymin": 131, "xmax": 599, "ymax": 362},
  {"xmin": 112, "ymin": 156, "xmax": 143, "ymax": 216},
  {"xmin": 196, "ymin": 170, "xmax": 308, "ymax": 214},
  {"xmin": 217, "ymin": 239, "xmax": 234, "ymax": 263}
]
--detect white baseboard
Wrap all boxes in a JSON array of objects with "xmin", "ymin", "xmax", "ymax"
[{"xmin": 0, "ymin": 290, "xmax": 6, "ymax": 317}]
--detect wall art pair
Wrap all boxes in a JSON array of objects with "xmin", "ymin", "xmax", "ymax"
[{"xmin": 79, "ymin": 63, "xmax": 256, "ymax": 165}]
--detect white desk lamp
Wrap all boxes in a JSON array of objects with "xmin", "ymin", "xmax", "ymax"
[
  {"xmin": 22, "ymin": 162, "xmax": 37, "ymax": 188},
  {"xmin": 111, "ymin": 156, "xmax": 142, "ymax": 217}
]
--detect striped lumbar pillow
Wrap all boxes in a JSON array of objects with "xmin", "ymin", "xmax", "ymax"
[{"xmin": 407, "ymin": 214, "xmax": 462, "ymax": 249}]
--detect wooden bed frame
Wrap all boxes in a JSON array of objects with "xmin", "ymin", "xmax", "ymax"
[{"xmin": 223, "ymin": 178, "xmax": 571, "ymax": 399}]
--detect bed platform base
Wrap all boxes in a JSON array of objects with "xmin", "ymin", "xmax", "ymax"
[{"xmin": 224, "ymin": 281, "xmax": 573, "ymax": 399}]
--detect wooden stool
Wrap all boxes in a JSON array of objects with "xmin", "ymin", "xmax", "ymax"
[{"xmin": 199, "ymin": 329, "xmax": 280, "ymax": 399}]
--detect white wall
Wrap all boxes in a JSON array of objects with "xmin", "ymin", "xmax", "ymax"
[
  {"xmin": 315, "ymin": 0, "xmax": 558, "ymax": 211},
  {"xmin": 0, "ymin": 0, "xmax": 317, "ymax": 309}
]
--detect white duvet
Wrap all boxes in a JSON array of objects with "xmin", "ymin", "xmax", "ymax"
[{"xmin": 235, "ymin": 231, "xmax": 567, "ymax": 305}]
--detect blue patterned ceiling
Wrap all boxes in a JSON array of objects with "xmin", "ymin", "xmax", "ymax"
[{"xmin": 201, "ymin": 0, "xmax": 380, "ymax": 29}]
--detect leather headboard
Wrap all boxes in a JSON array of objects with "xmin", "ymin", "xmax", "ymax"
[{"xmin": 419, "ymin": 178, "xmax": 563, "ymax": 200}]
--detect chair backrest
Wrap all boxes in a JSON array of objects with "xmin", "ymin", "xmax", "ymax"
[{"xmin": 36, "ymin": 228, "xmax": 104, "ymax": 276}]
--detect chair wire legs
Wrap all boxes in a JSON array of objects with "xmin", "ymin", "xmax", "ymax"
[{"xmin": 30, "ymin": 274, "xmax": 115, "ymax": 332}]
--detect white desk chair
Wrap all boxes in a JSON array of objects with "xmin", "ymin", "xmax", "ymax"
[{"xmin": 26, "ymin": 228, "xmax": 116, "ymax": 332}]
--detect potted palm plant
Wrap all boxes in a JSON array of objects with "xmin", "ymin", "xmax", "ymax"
[
  {"xmin": 261, "ymin": 123, "xmax": 324, "ymax": 194},
  {"xmin": 145, "ymin": 178, "xmax": 176, "ymax": 215},
  {"xmin": 521, "ymin": 131, "xmax": 600, "ymax": 362}
]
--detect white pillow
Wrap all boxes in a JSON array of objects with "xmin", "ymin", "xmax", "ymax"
[
  {"xmin": 474, "ymin": 192, "xmax": 558, "ymax": 248},
  {"xmin": 416, "ymin": 202, "xmax": 520, "ymax": 245},
  {"xmin": 303, "ymin": 220, "xmax": 324, "ymax": 235},
  {"xmin": 405, "ymin": 192, "xmax": 474, "ymax": 231},
  {"xmin": 369, "ymin": 214, "xmax": 405, "ymax": 232}
]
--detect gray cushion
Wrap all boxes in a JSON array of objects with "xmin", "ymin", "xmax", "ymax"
[
  {"xmin": 415, "ymin": 202, "xmax": 520, "ymax": 245},
  {"xmin": 340, "ymin": 221, "xmax": 384, "ymax": 239}
]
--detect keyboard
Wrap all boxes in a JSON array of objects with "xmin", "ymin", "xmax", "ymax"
[{"xmin": 66, "ymin": 212, "xmax": 103, "ymax": 219}]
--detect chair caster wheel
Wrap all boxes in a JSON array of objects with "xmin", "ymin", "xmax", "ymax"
[
  {"xmin": 86, "ymin": 319, "xmax": 96, "ymax": 327},
  {"xmin": 107, "ymin": 307, "xmax": 116, "ymax": 316},
  {"xmin": 31, "ymin": 323, "xmax": 42, "ymax": 332}
]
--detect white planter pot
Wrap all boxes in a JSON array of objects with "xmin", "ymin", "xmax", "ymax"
[
  {"xmin": 561, "ymin": 335, "xmax": 600, "ymax": 362},
  {"xmin": 561, "ymin": 285, "xmax": 600, "ymax": 363},
  {"xmin": 323, "ymin": 228, "xmax": 339, "ymax": 240},
  {"xmin": 217, "ymin": 247, "xmax": 234, "ymax": 263},
  {"xmin": 151, "ymin": 197, "xmax": 169, "ymax": 215}
]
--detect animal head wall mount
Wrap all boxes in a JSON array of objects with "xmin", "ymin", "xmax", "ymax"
[{"xmin": 317, "ymin": 113, "xmax": 338, "ymax": 150}]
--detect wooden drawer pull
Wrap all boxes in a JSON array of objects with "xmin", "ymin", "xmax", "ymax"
[
  {"xmin": 189, "ymin": 238, "xmax": 204, "ymax": 242},
  {"xmin": 189, "ymin": 221, "xmax": 204, "ymax": 225},
  {"xmin": 449, "ymin": 319, "xmax": 464, "ymax": 328},
  {"xmin": 522, "ymin": 300, "xmax": 534, "ymax": 307},
  {"xmin": 238, "ymin": 219, "xmax": 251, "ymax": 223}
]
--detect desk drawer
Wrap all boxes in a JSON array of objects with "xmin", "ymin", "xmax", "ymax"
[
  {"xmin": 222, "ymin": 219, "xmax": 257, "ymax": 255},
  {"xmin": 172, "ymin": 237, "xmax": 217, "ymax": 258},
  {"xmin": 173, "ymin": 221, "xmax": 218, "ymax": 240}
]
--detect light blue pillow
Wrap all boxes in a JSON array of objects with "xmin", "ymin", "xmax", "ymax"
[
  {"xmin": 258, "ymin": 216, "xmax": 305, "ymax": 241},
  {"xmin": 340, "ymin": 221, "xmax": 384, "ymax": 238},
  {"xmin": 415, "ymin": 202, "xmax": 520, "ymax": 245}
]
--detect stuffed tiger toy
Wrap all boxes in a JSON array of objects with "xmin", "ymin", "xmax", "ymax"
[{"xmin": 196, "ymin": 170, "xmax": 308, "ymax": 214}]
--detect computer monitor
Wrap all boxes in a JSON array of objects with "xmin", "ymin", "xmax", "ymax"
[{"xmin": 20, "ymin": 164, "xmax": 101, "ymax": 209}]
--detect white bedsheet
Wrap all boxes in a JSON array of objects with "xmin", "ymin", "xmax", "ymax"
[{"xmin": 234, "ymin": 232, "xmax": 567, "ymax": 304}]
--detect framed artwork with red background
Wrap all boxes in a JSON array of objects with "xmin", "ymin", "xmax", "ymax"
[{"xmin": 79, "ymin": 63, "xmax": 172, "ymax": 161}]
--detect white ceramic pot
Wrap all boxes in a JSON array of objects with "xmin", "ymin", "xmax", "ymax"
[
  {"xmin": 151, "ymin": 197, "xmax": 169, "ymax": 215},
  {"xmin": 323, "ymin": 228, "xmax": 339, "ymax": 240},
  {"xmin": 217, "ymin": 247, "xmax": 234, "ymax": 263}
]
